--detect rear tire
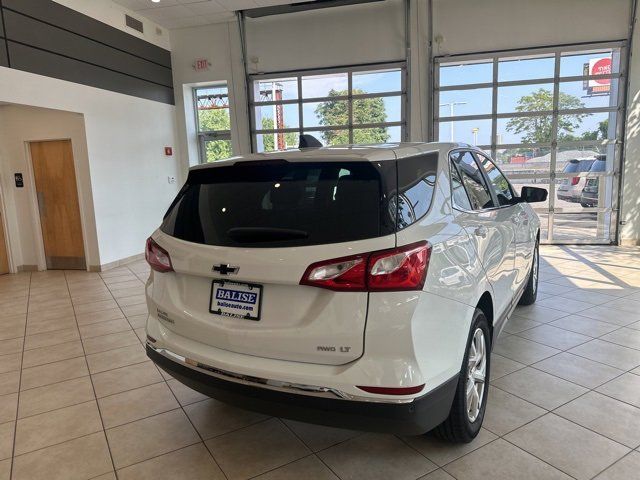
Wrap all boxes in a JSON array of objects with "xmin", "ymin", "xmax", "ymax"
[
  {"xmin": 433, "ymin": 309, "xmax": 490, "ymax": 443},
  {"xmin": 518, "ymin": 239, "xmax": 539, "ymax": 306}
]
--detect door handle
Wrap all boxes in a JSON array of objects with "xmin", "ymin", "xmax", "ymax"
[
  {"xmin": 474, "ymin": 226, "xmax": 487, "ymax": 238},
  {"xmin": 36, "ymin": 191, "xmax": 45, "ymax": 216}
]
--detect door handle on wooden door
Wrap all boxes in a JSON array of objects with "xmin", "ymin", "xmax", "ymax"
[{"xmin": 36, "ymin": 191, "xmax": 45, "ymax": 216}]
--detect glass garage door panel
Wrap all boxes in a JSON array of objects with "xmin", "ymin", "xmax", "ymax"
[{"xmin": 434, "ymin": 44, "xmax": 625, "ymax": 244}]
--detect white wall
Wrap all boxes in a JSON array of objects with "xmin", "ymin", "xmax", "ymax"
[
  {"xmin": 432, "ymin": 0, "xmax": 630, "ymax": 56},
  {"xmin": 0, "ymin": 67, "xmax": 181, "ymax": 268},
  {"xmin": 52, "ymin": 0, "xmax": 171, "ymax": 50}
]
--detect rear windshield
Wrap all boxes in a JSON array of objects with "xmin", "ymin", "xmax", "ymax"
[
  {"xmin": 161, "ymin": 161, "xmax": 397, "ymax": 248},
  {"xmin": 563, "ymin": 159, "xmax": 595, "ymax": 173},
  {"xmin": 589, "ymin": 159, "xmax": 606, "ymax": 172}
]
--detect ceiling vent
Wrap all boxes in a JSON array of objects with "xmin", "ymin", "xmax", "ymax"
[{"xmin": 125, "ymin": 14, "xmax": 144, "ymax": 34}]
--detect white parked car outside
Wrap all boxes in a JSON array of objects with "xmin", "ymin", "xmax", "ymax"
[{"xmin": 145, "ymin": 141, "xmax": 546, "ymax": 443}]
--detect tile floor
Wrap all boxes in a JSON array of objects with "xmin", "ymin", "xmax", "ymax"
[{"xmin": 0, "ymin": 245, "xmax": 639, "ymax": 479}]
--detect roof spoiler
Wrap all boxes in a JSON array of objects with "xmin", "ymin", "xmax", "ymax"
[{"xmin": 299, "ymin": 134, "xmax": 323, "ymax": 149}]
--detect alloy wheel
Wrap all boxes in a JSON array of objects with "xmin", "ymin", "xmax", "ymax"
[{"xmin": 465, "ymin": 328, "xmax": 486, "ymax": 422}]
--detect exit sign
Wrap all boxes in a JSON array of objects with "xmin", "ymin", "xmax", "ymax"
[{"xmin": 193, "ymin": 58, "xmax": 210, "ymax": 72}]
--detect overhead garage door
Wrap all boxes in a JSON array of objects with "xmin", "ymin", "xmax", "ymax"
[{"xmin": 434, "ymin": 43, "xmax": 626, "ymax": 244}]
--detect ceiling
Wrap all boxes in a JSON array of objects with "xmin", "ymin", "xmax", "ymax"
[{"xmin": 113, "ymin": 0, "xmax": 314, "ymax": 29}]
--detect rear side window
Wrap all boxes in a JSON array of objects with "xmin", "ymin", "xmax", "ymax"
[
  {"xmin": 449, "ymin": 160, "xmax": 472, "ymax": 210},
  {"xmin": 394, "ymin": 154, "xmax": 438, "ymax": 230},
  {"xmin": 161, "ymin": 161, "xmax": 396, "ymax": 248},
  {"xmin": 450, "ymin": 151, "xmax": 495, "ymax": 210},
  {"xmin": 563, "ymin": 159, "xmax": 595, "ymax": 173},
  {"xmin": 590, "ymin": 159, "xmax": 606, "ymax": 172},
  {"xmin": 476, "ymin": 154, "xmax": 514, "ymax": 206}
]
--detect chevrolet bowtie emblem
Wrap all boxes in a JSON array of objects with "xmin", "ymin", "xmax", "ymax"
[{"xmin": 212, "ymin": 264, "xmax": 239, "ymax": 275}]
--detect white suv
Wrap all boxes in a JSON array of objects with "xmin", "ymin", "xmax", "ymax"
[{"xmin": 145, "ymin": 142, "xmax": 546, "ymax": 443}]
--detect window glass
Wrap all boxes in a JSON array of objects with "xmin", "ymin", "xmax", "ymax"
[
  {"xmin": 161, "ymin": 162, "xmax": 396, "ymax": 248},
  {"xmin": 195, "ymin": 85, "xmax": 232, "ymax": 162},
  {"xmin": 450, "ymin": 151, "xmax": 494, "ymax": 210},
  {"xmin": 439, "ymin": 61, "xmax": 493, "ymax": 86},
  {"xmin": 395, "ymin": 154, "xmax": 438, "ymax": 230},
  {"xmin": 450, "ymin": 160, "xmax": 472, "ymax": 210},
  {"xmin": 352, "ymin": 69, "xmax": 402, "ymax": 94},
  {"xmin": 476, "ymin": 154, "xmax": 514, "ymax": 206}
]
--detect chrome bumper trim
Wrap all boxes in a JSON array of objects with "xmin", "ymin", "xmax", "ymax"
[{"xmin": 147, "ymin": 343, "xmax": 418, "ymax": 404}]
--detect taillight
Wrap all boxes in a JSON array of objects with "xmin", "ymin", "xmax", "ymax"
[
  {"xmin": 571, "ymin": 177, "xmax": 580, "ymax": 186},
  {"xmin": 300, "ymin": 241, "xmax": 431, "ymax": 292},
  {"xmin": 145, "ymin": 237, "xmax": 173, "ymax": 273}
]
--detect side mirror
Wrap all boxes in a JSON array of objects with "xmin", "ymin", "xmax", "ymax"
[{"xmin": 520, "ymin": 186, "xmax": 548, "ymax": 203}]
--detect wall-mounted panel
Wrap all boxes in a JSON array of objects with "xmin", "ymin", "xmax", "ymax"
[
  {"xmin": 2, "ymin": 0, "xmax": 171, "ymax": 67},
  {"xmin": 0, "ymin": 0, "xmax": 173, "ymax": 104},
  {"xmin": 4, "ymin": 10, "xmax": 172, "ymax": 88},
  {"xmin": 8, "ymin": 41, "xmax": 174, "ymax": 104}
]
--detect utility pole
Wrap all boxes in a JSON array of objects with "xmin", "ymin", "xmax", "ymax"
[{"xmin": 440, "ymin": 102, "xmax": 468, "ymax": 141}]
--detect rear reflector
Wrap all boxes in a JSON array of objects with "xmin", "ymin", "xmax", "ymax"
[
  {"xmin": 145, "ymin": 237, "xmax": 173, "ymax": 273},
  {"xmin": 300, "ymin": 241, "xmax": 431, "ymax": 292},
  {"xmin": 356, "ymin": 384, "xmax": 425, "ymax": 395},
  {"xmin": 571, "ymin": 176, "xmax": 580, "ymax": 186}
]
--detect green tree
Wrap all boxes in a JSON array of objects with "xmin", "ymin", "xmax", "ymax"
[
  {"xmin": 260, "ymin": 117, "xmax": 298, "ymax": 151},
  {"xmin": 577, "ymin": 118, "xmax": 609, "ymax": 141},
  {"xmin": 314, "ymin": 89, "xmax": 389, "ymax": 145},
  {"xmin": 506, "ymin": 89, "xmax": 587, "ymax": 143},
  {"xmin": 198, "ymin": 109, "xmax": 232, "ymax": 162}
]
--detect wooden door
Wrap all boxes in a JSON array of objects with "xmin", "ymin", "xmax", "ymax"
[
  {"xmin": 0, "ymin": 210, "xmax": 9, "ymax": 275},
  {"xmin": 30, "ymin": 140, "xmax": 86, "ymax": 270}
]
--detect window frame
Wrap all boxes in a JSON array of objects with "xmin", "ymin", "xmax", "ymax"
[
  {"xmin": 473, "ymin": 152, "xmax": 516, "ymax": 208},
  {"xmin": 449, "ymin": 149, "xmax": 496, "ymax": 212},
  {"xmin": 193, "ymin": 84, "xmax": 233, "ymax": 164},
  {"xmin": 248, "ymin": 62, "xmax": 407, "ymax": 152}
]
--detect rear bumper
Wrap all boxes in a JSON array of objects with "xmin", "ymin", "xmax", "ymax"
[{"xmin": 147, "ymin": 344, "xmax": 458, "ymax": 435}]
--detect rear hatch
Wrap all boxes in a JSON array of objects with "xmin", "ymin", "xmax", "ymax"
[{"xmin": 153, "ymin": 159, "xmax": 397, "ymax": 365}]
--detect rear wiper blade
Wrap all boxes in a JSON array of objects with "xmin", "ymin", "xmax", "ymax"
[{"xmin": 226, "ymin": 227, "xmax": 309, "ymax": 242}]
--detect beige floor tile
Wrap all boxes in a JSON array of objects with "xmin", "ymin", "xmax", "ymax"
[
  {"xmin": 516, "ymin": 325, "xmax": 591, "ymax": 350},
  {"xmin": 254, "ymin": 455, "xmax": 338, "ymax": 480},
  {"xmin": 282, "ymin": 419, "xmax": 360, "ymax": 452},
  {"xmin": 537, "ymin": 296, "xmax": 591, "ymax": 314},
  {"xmin": 492, "ymin": 367, "xmax": 587, "ymax": 410},
  {"xmin": 27, "ymin": 306, "xmax": 75, "ymax": 323},
  {"xmin": 18, "ymin": 377, "xmax": 95, "ymax": 419},
  {"xmin": 0, "ymin": 352, "xmax": 21, "ymax": 374},
  {"xmin": 21, "ymin": 340, "xmax": 85, "ymax": 369},
  {"xmin": 76, "ymin": 308, "xmax": 124, "ymax": 326},
  {"xmin": 0, "ymin": 394, "xmax": 17, "ymax": 424},
  {"xmin": 513, "ymin": 304, "xmax": 569, "ymax": 323},
  {"xmin": 74, "ymin": 299, "xmax": 119, "ymax": 315},
  {"xmin": 550, "ymin": 314, "xmax": 619, "ymax": 337},
  {"xmin": 0, "ymin": 314, "xmax": 26, "ymax": 341},
  {"xmin": 83, "ymin": 330, "xmax": 140, "ymax": 355},
  {"xmin": 558, "ymin": 289, "xmax": 619, "ymax": 306},
  {"xmin": 593, "ymin": 451, "xmax": 640, "ymax": 479},
  {"xmin": 506, "ymin": 414, "xmax": 629, "ymax": 480},
  {"xmin": 14, "ymin": 400, "xmax": 103, "ymax": 455},
  {"xmin": 185, "ymin": 398, "xmax": 269, "ymax": 440},
  {"xmin": 121, "ymin": 303, "xmax": 148, "ymax": 318},
  {"xmin": 92, "ymin": 361, "xmax": 162, "ymax": 398},
  {"xmin": 489, "ymin": 353, "xmax": 525, "ymax": 380},
  {"xmin": 404, "ymin": 428, "xmax": 496, "ymax": 467},
  {"xmin": 0, "ymin": 458, "xmax": 9, "ymax": 480},
  {"xmin": 555, "ymin": 391, "xmax": 640, "ymax": 448},
  {"xmin": 116, "ymin": 294, "xmax": 146, "ymax": 307},
  {"xmin": 24, "ymin": 327, "xmax": 79, "ymax": 351},
  {"xmin": 533, "ymin": 352, "xmax": 624, "ymax": 389},
  {"xmin": 0, "ymin": 337, "xmax": 23, "ymax": 356},
  {"xmin": 107, "ymin": 280, "xmax": 143, "ymax": 292},
  {"xmin": 79, "ymin": 318, "xmax": 131, "ymax": 339},
  {"xmin": 596, "ymin": 372, "xmax": 640, "ymax": 407},
  {"xmin": 20, "ymin": 357, "xmax": 88, "ymax": 390},
  {"xmin": 99, "ymin": 382, "xmax": 178, "ymax": 428},
  {"xmin": 206, "ymin": 418, "xmax": 311, "ymax": 479},
  {"xmin": 25, "ymin": 317, "xmax": 77, "ymax": 336},
  {"xmin": 117, "ymin": 443, "xmax": 225, "ymax": 480},
  {"xmin": 502, "ymin": 315, "xmax": 541, "ymax": 334},
  {"xmin": 600, "ymin": 297, "xmax": 640, "ymax": 315},
  {"xmin": 106, "ymin": 409, "xmax": 200, "ymax": 469},
  {"xmin": 601, "ymin": 327, "xmax": 640, "ymax": 350},
  {"xmin": 127, "ymin": 314, "xmax": 148, "ymax": 329},
  {"xmin": 71, "ymin": 292, "xmax": 114, "ymax": 306},
  {"xmin": 28, "ymin": 296, "xmax": 72, "ymax": 313},
  {"xmin": 86, "ymin": 344, "xmax": 147, "ymax": 374},
  {"xmin": 103, "ymin": 275, "xmax": 139, "ymax": 286},
  {"xmin": 569, "ymin": 339, "xmax": 640, "ymax": 370},
  {"xmin": 577, "ymin": 305, "xmax": 640, "ymax": 326},
  {"xmin": 445, "ymin": 438, "xmax": 571, "ymax": 480},
  {"xmin": 134, "ymin": 327, "xmax": 145, "ymax": 342},
  {"xmin": 166, "ymin": 378, "xmax": 208, "ymax": 406},
  {"xmin": 0, "ymin": 371, "xmax": 19, "ymax": 395},
  {"xmin": 419, "ymin": 469, "xmax": 456, "ymax": 480},
  {"xmin": 0, "ymin": 421, "xmax": 14, "ymax": 460},
  {"xmin": 482, "ymin": 387, "xmax": 546, "ymax": 436},
  {"xmin": 12, "ymin": 431, "xmax": 113, "ymax": 480},
  {"xmin": 493, "ymin": 335, "xmax": 559, "ymax": 365},
  {"xmin": 317, "ymin": 432, "xmax": 435, "ymax": 480}
]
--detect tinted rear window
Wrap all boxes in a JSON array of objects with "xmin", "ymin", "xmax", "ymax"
[{"xmin": 161, "ymin": 161, "xmax": 397, "ymax": 247}]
